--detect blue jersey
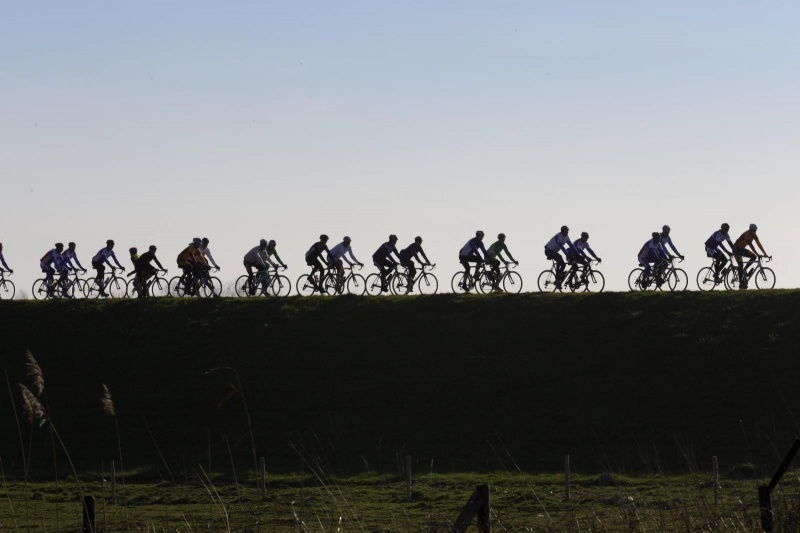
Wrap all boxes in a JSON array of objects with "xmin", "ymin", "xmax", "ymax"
[
  {"xmin": 459, "ymin": 238, "xmax": 487, "ymax": 257},
  {"xmin": 92, "ymin": 247, "xmax": 123, "ymax": 267},
  {"xmin": 372, "ymin": 242, "xmax": 400, "ymax": 261},
  {"xmin": 660, "ymin": 234, "xmax": 681, "ymax": 256},
  {"xmin": 61, "ymin": 249, "xmax": 84, "ymax": 270}
]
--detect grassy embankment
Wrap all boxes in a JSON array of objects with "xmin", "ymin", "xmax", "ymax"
[{"xmin": 0, "ymin": 292, "xmax": 799, "ymax": 530}]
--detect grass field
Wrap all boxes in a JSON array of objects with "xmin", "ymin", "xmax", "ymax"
[{"xmin": 0, "ymin": 292, "xmax": 799, "ymax": 530}]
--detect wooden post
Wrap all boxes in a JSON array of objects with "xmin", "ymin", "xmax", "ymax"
[
  {"xmin": 564, "ymin": 455, "xmax": 570, "ymax": 502},
  {"xmin": 476, "ymin": 484, "xmax": 490, "ymax": 533},
  {"xmin": 260, "ymin": 457, "xmax": 266, "ymax": 499},
  {"xmin": 406, "ymin": 455, "xmax": 412, "ymax": 501},
  {"xmin": 111, "ymin": 460, "xmax": 116, "ymax": 505},
  {"xmin": 712, "ymin": 456, "xmax": 718, "ymax": 506},
  {"xmin": 82, "ymin": 495, "xmax": 96, "ymax": 533}
]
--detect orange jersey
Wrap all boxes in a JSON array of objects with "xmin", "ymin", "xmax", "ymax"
[
  {"xmin": 734, "ymin": 231, "xmax": 766, "ymax": 254},
  {"xmin": 177, "ymin": 244, "xmax": 200, "ymax": 263}
]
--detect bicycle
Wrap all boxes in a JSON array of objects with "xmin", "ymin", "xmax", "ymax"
[
  {"xmin": 475, "ymin": 262, "xmax": 523, "ymax": 294},
  {"xmin": 392, "ymin": 263, "xmax": 439, "ymax": 295},
  {"xmin": 84, "ymin": 268, "xmax": 128, "ymax": 298},
  {"xmin": 128, "ymin": 269, "xmax": 170, "ymax": 298},
  {"xmin": 328, "ymin": 264, "xmax": 367, "ymax": 295},
  {"xmin": 628, "ymin": 260, "xmax": 670, "ymax": 291},
  {"xmin": 662, "ymin": 256, "xmax": 688, "ymax": 291},
  {"xmin": 0, "ymin": 270, "xmax": 15, "ymax": 300},
  {"xmin": 724, "ymin": 255, "xmax": 775, "ymax": 290},
  {"xmin": 696, "ymin": 255, "xmax": 737, "ymax": 291},
  {"xmin": 170, "ymin": 267, "xmax": 222, "ymax": 297},
  {"xmin": 33, "ymin": 269, "xmax": 87, "ymax": 300},
  {"xmin": 561, "ymin": 259, "xmax": 604, "ymax": 293},
  {"xmin": 236, "ymin": 266, "xmax": 291, "ymax": 297},
  {"xmin": 450, "ymin": 264, "xmax": 480, "ymax": 294}
]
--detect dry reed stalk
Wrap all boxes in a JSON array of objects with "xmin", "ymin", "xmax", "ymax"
[
  {"xmin": 198, "ymin": 465, "xmax": 230, "ymax": 533},
  {"xmin": 223, "ymin": 436, "xmax": 243, "ymax": 531},
  {"xmin": 100, "ymin": 383, "xmax": 129, "ymax": 530}
]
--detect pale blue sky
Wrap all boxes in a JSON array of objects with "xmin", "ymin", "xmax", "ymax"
[{"xmin": 2, "ymin": 1, "xmax": 798, "ymax": 293}]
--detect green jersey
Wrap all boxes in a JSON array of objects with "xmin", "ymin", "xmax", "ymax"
[{"xmin": 487, "ymin": 241, "xmax": 515, "ymax": 262}]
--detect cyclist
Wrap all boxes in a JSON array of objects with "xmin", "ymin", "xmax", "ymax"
[
  {"xmin": 399, "ymin": 236, "xmax": 432, "ymax": 292},
  {"xmin": 128, "ymin": 247, "xmax": 141, "ymax": 294},
  {"xmin": 329, "ymin": 236, "xmax": 364, "ymax": 278},
  {"xmin": 266, "ymin": 240, "xmax": 287, "ymax": 270},
  {"xmin": 704, "ymin": 223, "xmax": 735, "ymax": 283},
  {"xmin": 459, "ymin": 231, "xmax": 487, "ymax": 281},
  {"xmin": 92, "ymin": 240, "xmax": 125, "ymax": 297},
  {"xmin": 177, "ymin": 238, "xmax": 204, "ymax": 295},
  {"xmin": 0, "ymin": 243, "xmax": 12, "ymax": 274},
  {"xmin": 544, "ymin": 226, "xmax": 578, "ymax": 288},
  {"xmin": 569, "ymin": 232, "xmax": 601, "ymax": 283},
  {"xmin": 244, "ymin": 239, "xmax": 276, "ymax": 295},
  {"xmin": 40, "ymin": 242, "xmax": 67, "ymax": 290},
  {"xmin": 660, "ymin": 225, "xmax": 685, "ymax": 260},
  {"xmin": 637, "ymin": 232, "xmax": 668, "ymax": 287},
  {"xmin": 305, "ymin": 235, "xmax": 333, "ymax": 292},
  {"xmin": 486, "ymin": 233, "xmax": 518, "ymax": 290},
  {"xmin": 372, "ymin": 234, "xmax": 401, "ymax": 292},
  {"xmin": 733, "ymin": 224, "xmax": 769, "ymax": 289},
  {"xmin": 61, "ymin": 242, "xmax": 87, "ymax": 275},
  {"xmin": 136, "ymin": 245, "xmax": 165, "ymax": 292},
  {"xmin": 199, "ymin": 238, "xmax": 220, "ymax": 270}
]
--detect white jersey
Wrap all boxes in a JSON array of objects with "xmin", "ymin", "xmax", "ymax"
[
  {"xmin": 330, "ymin": 242, "xmax": 359, "ymax": 264},
  {"xmin": 545, "ymin": 233, "xmax": 572, "ymax": 254},
  {"xmin": 199, "ymin": 245, "xmax": 219, "ymax": 268},
  {"xmin": 244, "ymin": 246, "xmax": 273, "ymax": 267}
]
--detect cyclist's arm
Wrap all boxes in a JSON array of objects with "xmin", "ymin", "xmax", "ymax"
[
  {"xmin": 108, "ymin": 251, "xmax": 124, "ymax": 269},
  {"xmin": 477, "ymin": 241, "xmax": 488, "ymax": 258},
  {"xmin": 502, "ymin": 244, "xmax": 517, "ymax": 263},
  {"xmin": 345, "ymin": 248, "xmax": 360, "ymax": 265},
  {"xmin": 261, "ymin": 251, "xmax": 277, "ymax": 268},
  {"xmin": 0, "ymin": 255, "xmax": 9, "ymax": 270},
  {"xmin": 583, "ymin": 245, "xmax": 599, "ymax": 260},
  {"xmin": 419, "ymin": 249, "xmax": 431, "ymax": 264},
  {"xmin": 665, "ymin": 240, "xmax": 681, "ymax": 256},
  {"xmin": 753, "ymin": 236, "xmax": 768, "ymax": 256},
  {"xmin": 270, "ymin": 250, "xmax": 287, "ymax": 267},
  {"xmin": 204, "ymin": 249, "xmax": 220, "ymax": 268},
  {"xmin": 154, "ymin": 257, "xmax": 165, "ymax": 270}
]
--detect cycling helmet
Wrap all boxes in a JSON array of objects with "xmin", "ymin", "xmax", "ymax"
[
  {"xmin": 476, "ymin": 230, "xmax": 484, "ymax": 237},
  {"xmin": 721, "ymin": 223, "xmax": 730, "ymax": 231},
  {"xmin": 320, "ymin": 234, "xmax": 329, "ymax": 241},
  {"xmin": 129, "ymin": 247, "xmax": 137, "ymax": 254},
  {"xmin": 68, "ymin": 242, "xmax": 76, "ymax": 248},
  {"xmin": 202, "ymin": 237, "xmax": 209, "ymax": 244},
  {"xmin": 498, "ymin": 233, "xmax": 506, "ymax": 240},
  {"xmin": 652, "ymin": 232, "xmax": 660, "ymax": 238},
  {"xmin": 414, "ymin": 236, "xmax": 422, "ymax": 243},
  {"xmin": 268, "ymin": 239, "xmax": 276, "ymax": 247},
  {"xmin": 581, "ymin": 232, "xmax": 589, "ymax": 239},
  {"xmin": 662, "ymin": 225, "xmax": 670, "ymax": 232},
  {"xmin": 106, "ymin": 239, "xmax": 115, "ymax": 246},
  {"xmin": 259, "ymin": 238, "xmax": 267, "ymax": 246},
  {"xmin": 55, "ymin": 242, "xmax": 64, "ymax": 249},
  {"xmin": 343, "ymin": 236, "xmax": 352, "ymax": 243},
  {"xmin": 148, "ymin": 245, "xmax": 157, "ymax": 252},
  {"xmin": 749, "ymin": 223, "xmax": 758, "ymax": 231},
  {"xmin": 561, "ymin": 225, "xmax": 569, "ymax": 233},
  {"xmin": 389, "ymin": 234, "xmax": 398, "ymax": 242}
]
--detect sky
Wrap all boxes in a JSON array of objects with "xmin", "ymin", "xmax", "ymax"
[{"xmin": 2, "ymin": 1, "xmax": 799, "ymax": 295}]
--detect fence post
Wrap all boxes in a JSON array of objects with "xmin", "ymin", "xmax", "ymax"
[
  {"xmin": 564, "ymin": 455, "xmax": 570, "ymax": 502},
  {"xmin": 406, "ymin": 455, "xmax": 412, "ymax": 501},
  {"xmin": 712, "ymin": 456, "xmax": 718, "ymax": 506},
  {"xmin": 82, "ymin": 495, "xmax": 96, "ymax": 533},
  {"xmin": 111, "ymin": 461, "xmax": 116, "ymax": 505}
]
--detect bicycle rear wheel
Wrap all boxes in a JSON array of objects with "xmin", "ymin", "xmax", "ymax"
[
  {"xmin": 0, "ymin": 279, "xmax": 15, "ymax": 299},
  {"xmin": 695, "ymin": 267, "xmax": 718, "ymax": 291},
  {"xmin": 84, "ymin": 278, "xmax": 102, "ymax": 298},
  {"xmin": 451, "ymin": 271, "xmax": 474, "ymax": 294},
  {"xmin": 667, "ymin": 268, "xmax": 688, "ymax": 291},
  {"xmin": 754, "ymin": 267, "xmax": 776, "ymax": 289},
  {"xmin": 392, "ymin": 273, "xmax": 412, "ymax": 295},
  {"xmin": 169, "ymin": 276, "xmax": 187, "ymax": 297},
  {"xmin": 365, "ymin": 273, "xmax": 385, "ymax": 295},
  {"xmin": 345, "ymin": 273, "xmax": 367, "ymax": 296},
  {"xmin": 536, "ymin": 270, "xmax": 559, "ymax": 292},
  {"xmin": 417, "ymin": 273, "xmax": 439, "ymax": 295},
  {"xmin": 296, "ymin": 274, "xmax": 317, "ymax": 296},
  {"xmin": 149, "ymin": 277, "xmax": 170, "ymax": 297},
  {"xmin": 127, "ymin": 279, "xmax": 142, "ymax": 298},
  {"xmin": 234, "ymin": 275, "xmax": 251, "ymax": 297},
  {"xmin": 32, "ymin": 279, "xmax": 50, "ymax": 300},
  {"xmin": 72, "ymin": 280, "xmax": 87, "ymax": 299},
  {"xmin": 207, "ymin": 276, "xmax": 223, "ymax": 297},
  {"xmin": 627, "ymin": 269, "xmax": 646, "ymax": 291}
]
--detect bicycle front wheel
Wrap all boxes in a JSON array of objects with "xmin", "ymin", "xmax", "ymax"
[
  {"xmin": 149, "ymin": 277, "xmax": 170, "ymax": 297},
  {"xmin": 502, "ymin": 271, "xmax": 523, "ymax": 294},
  {"xmin": 345, "ymin": 274, "xmax": 366, "ymax": 296},
  {"xmin": 268, "ymin": 275, "xmax": 291, "ymax": 297},
  {"xmin": 0, "ymin": 280, "xmax": 15, "ymax": 300},
  {"xmin": 451, "ymin": 272, "xmax": 474, "ymax": 294},
  {"xmin": 667, "ymin": 268, "xmax": 688, "ymax": 291},
  {"xmin": 127, "ymin": 279, "xmax": 142, "ymax": 299},
  {"xmin": 417, "ymin": 273, "xmax": 439, "ymax": 295},
  {"xmin": 537, "ymin": 270, "xmax": 559, "ymax": 292},
  {"xmin": 32, "ymin": 279, "xmax": 50, "ymax": 300},
  {"xmin": 754, "ymin": 267, "xmax": 776, "ymax": 289},
  {"xmin": 585, "ymin": 270, "xmax": 605, "ymax": 292},
  {"xmin": 107, "ymin": 276, "xmax": 127, "ymax": 298},
  {"xmin": 366, "ymin": 273, "xmax": 385, "ymax": 295}
]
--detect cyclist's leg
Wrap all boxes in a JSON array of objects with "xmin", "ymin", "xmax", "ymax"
[
  {"xmin": 545, "ymin": 248, "xmax": 564, "ymax": 281},
  {"xmin": 406, "ymin": 260, "xmax": 416, "ymax": 289},
  {"xmin": 713, "ymin": 251, "xmax": 727, "ymax": 280},
  {"xmin": 736, "ymin": 248, "xmax": 755, "ymax": 287},
  {"xmin": 92, "ymin": 261, "xmax": 106, "ymax": 295}
]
